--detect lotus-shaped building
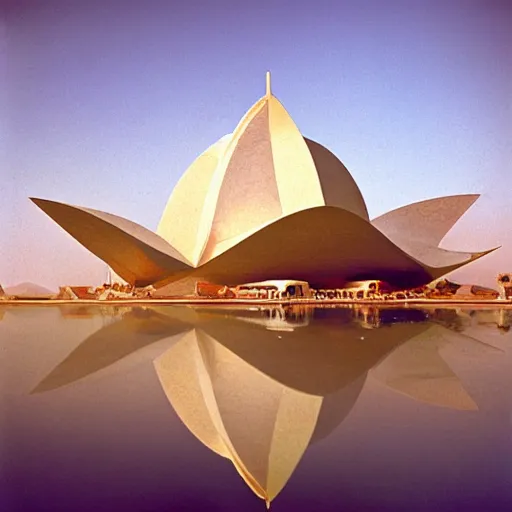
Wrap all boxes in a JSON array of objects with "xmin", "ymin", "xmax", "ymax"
[{"xmin": 32, "ymin": 73, "xmax": 496, "ymax": 290}]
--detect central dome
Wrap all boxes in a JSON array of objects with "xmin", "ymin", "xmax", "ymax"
[{"xmin": 157, "ymin": 72, "xmax": 368, "ymax": 266}]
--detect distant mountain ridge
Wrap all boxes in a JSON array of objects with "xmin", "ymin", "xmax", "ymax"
[{"xmin": 5, "ymin": 282, "xmax": 56, "ymax": 297}]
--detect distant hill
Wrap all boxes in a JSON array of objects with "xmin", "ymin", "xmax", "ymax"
[{"xmin": 5, "ymin": 282, "xmax": 56, "ymax": 297}]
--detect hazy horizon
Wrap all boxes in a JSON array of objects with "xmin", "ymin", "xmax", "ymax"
[{"xmin": 3, "ymin": 0, "xmax": 511, "ymax": 290}]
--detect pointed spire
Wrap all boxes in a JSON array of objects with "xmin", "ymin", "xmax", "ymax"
[
  {"xmin": 266, "ymin": 71, "xmax": 271, "ymax": 97},
  {"xmin": 265, "ymin": 497, "xmax": 271, "ymax": 509}
]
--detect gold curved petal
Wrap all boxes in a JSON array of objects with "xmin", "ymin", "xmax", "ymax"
[
  {"xmin": 372, "ymin": 194, "xmax": 480, "ymax": 247},
  {"xmin": 304, "ymin": 137, "xmax": 369, "ymax": 221},
  {"xmin": 181, "ymin": 207, "xmax": 423, "ymax": 288},
  {"xmin": 183, "ymin": 205, "xmax": 495, "ymax": 289},
  {"xmin": 157, "ymin": 135, "xmax": 231, "ymax": 264},
  {"xmin": 31, "ymin": 198, "xmax": 192, "ymax": 286},
  {"xmin": 198, "ymin": 99, "xmax": 283, "ymax": 263},
  {"xmin": 267, "ymin": 96, "xmax": 325, "ymax": 216}
]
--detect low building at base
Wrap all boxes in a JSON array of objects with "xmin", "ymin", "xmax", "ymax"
[
  {"xmin": 234, "ymin": 280, "xmax": 311, "ymax": 300},
  {"xmin": 57, "ymin": 286, "xmax": 97, "ymax": 300}
]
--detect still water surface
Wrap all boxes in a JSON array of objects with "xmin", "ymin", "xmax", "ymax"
[{"xmin": 1, "ymin": 304, "xmax": 511, "ymax": 511}]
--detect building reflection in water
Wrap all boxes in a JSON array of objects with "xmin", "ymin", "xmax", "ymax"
[{"xmin": 31, "ymin": 304, "xmax": 509, "ymax": 507}]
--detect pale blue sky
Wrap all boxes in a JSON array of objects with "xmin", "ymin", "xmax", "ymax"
[{"xmin": 2, "ymin": 0, "xmax": 511, "ymax": 290}]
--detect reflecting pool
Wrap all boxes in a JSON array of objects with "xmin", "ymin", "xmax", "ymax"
[{"xmin": 1, "ymin": 304, "xmax": 511, "ymax": 511}]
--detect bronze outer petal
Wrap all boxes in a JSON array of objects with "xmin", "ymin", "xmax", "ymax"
[
  {"xmin": 31, "ymin": 198, "xmax": 192, "ymax": 286},
  {"xmin": 179, "ymin": 206, "xmax": 494, "ymax": 289},
  {"xmin": 371, "ymin": 194, "xmax": 480, "ymax": 247}
]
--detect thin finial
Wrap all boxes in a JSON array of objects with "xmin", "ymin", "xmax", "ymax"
[
  {"xmin": 265, "ymin": 497, "xmax": 271, "ymax": 509},
  {"xmin": 266, "ymin": 71, "xmax": 271, "ymax": 97}
]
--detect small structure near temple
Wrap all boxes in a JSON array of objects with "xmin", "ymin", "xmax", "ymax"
[
  {"xmin": 424, "ymin": 278, "xmax": 498, "ymax": 300},
  {"xmin": 94, "ymin": 282, "xmax": 133, "ymax": 300},
  {"xmin": 316, "ymin": 280, "xmax": 394, "ymax": 300},
  {"xmin": 452, "ymin": 284, "xmax": 499, "ymax": 300},
  {"xmin": 234, "ymin": 280, "xmax": 311, "ymax": 300},
  {"xmin": 194, "ymin": 280, "xmax": 311, "ymax": 300},
  {"xmin": 195, "ymin": 282, "xmax": 235, "ymax": 299},
  {"xmin": 94, "ymin": 283, "xmax": 155, "ymax": 300},
  {"xmin": 497, "ymin": 273, "xmax": 512, "ymax": 300},
  {"xmin": 57, "ymin": 286, "xmax": 97, "ymax": 300},
  {"xmin": 424, "ymin": 278, "xmax": 461, "ymax": 298}
]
